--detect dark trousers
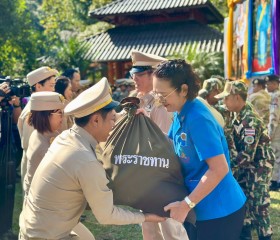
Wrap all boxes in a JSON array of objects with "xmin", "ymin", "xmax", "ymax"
[
  {"xmin": 183, "ymin": 221, "xmax": 197, "ymax": 240},
  {"xmin": 185, "ymin": 205, "xmax": 245, "ymax": 240}
]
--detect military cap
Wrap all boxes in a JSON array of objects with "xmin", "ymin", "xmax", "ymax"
[
  {"xmin": 27, "ymin": 66, "xmax": 58, "ymax": 86},
  {"xmin": 130, "ymin": 50, "xmax": 167, "ymax": 75},
  {"xmin": 215, "ymin": 80, "xmax": 248, "ymax": 99},
  {"xmin": 30, "ymin": 92, "xmax": 65, "ymax": 111},
  {"xmin": 64, "ymin": 77, "xmax": 119, "ymax": 118},
  {"xmin": 198, "ymin": 77, "xmax": 224, "ymax": 98},
  {"xmin": 264, "ymin": 74, "xmax": 280, "ymax": 83},
  {"xmin": 252, "ymin": 78, "xmax": 266, "ymax": 85}
]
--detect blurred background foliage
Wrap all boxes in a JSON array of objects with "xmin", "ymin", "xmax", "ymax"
[
  {"xmin": 0, "ymin": 0, "xmax": 227, "ymax": 79},
  {"xmin": 0, "ymin": 0, "xmax": 112, "ymax": 78}
]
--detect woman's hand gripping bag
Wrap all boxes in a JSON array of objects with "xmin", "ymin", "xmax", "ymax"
[{"xmin": 102, "ymin": 97, "xmax": 196, "ymax": 224}]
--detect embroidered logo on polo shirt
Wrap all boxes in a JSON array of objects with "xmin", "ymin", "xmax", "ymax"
[{"xmin": 180, "ymin": 132, "xmax": 187, "ymax": 140}]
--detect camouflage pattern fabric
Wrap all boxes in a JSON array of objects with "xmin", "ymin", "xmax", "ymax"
[
  {"xmin": 215, "ymin": 80, "xmax": 248, "ymax": 99},
  {"xmin": 215, "ymin": 103, "xmax": 238, "ymax": 161},
  {"xmin": 230, "ymin": 103, "xmax": 274, "ymax": 237},
  {"xmin": 247, "ymin": 89, "xmax": 271, "ymax": 126},
  {"xmin": 268, "ymin": 89, "xmax": 280, "ymax": 183},
  {"xmin": 198, "ymin": 78, "xmax": 224, "ymax": 98}
]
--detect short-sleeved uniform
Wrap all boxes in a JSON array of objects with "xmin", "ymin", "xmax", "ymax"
[
  {"xmin": 168, "ymin": 99, "xmax": 246, "ymax": 221},
  {"xmin": 19, "ymin": 124, "xmax": 145, "ymax": 239}
]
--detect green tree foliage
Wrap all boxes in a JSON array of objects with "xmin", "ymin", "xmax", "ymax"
[
  {"xmin": 39, "ymin": 37, "xmax": 91, "ymax": 77},
  {"xmin": 0, "ymin": 0, "xmax": 46, "ymax": 77},
  {"xmin": 0, "ymin": 0, "xmax": 113, "ymax": 77},
  {"xmin": 1, "ymin": 0, "xmax": 224, "ymax": 79},
  {"xmin": 186, "ymin": 51, "xmax": 224, "ymax": 81},
  {"xmin": 211, "ymin": 0, "xmax": 228, "ymax": 17},
  {"xmin": 38, "ymin": 0, "xmax": 113, "ymax": 77},
  {"xmin": 40, "ymin": 0, "xmax": 112, "ymax": 42},
  {"xmin": 171, "ymin": 42, "xmax": 224, "ymax": 81},
  {"xmin": 209, "ymin": 0, "xmax": 229, "ymax": 32}
]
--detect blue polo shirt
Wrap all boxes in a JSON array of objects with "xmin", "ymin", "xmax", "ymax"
[{"xmin": 168, "ymin": 99, "xmax": 246, "ymax": 221}]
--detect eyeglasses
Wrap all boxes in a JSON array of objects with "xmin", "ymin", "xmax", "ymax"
[{"xmin": 153, "ymin": 88, "xmax": 178, "ymax": 103}]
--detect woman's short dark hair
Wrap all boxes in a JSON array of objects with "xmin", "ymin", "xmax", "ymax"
[
  {"xmin": 153, "ymin": 59, "xmax": 201, "ymax": 100},
  {"xmin": 75, "ymin": 108, "xmax": 112, "ymax": 127},
  {"xmin": 27, "ymin": 110, "xmax": 53, "ymax": 133},
  {"xmin": 55, "ymin": 76, "xmax": 71, "ymax": 98},
  {"xmin": 31, "ymin": 75, "xmax": 56, "ymax": 92}
]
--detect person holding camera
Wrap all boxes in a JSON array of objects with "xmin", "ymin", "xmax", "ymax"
[
  {"xmin": 17, "ymin": 66, "xmax": 58, "ymax": 186},
  {"xmin": 0, "ymin": 81, "xmax": 22, "ymax": 122},
  {"xmin": 0, "ymin": 82, "xmax": 10, "ymax": 102}
]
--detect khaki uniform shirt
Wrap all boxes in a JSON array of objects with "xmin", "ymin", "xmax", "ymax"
[
  {"xmin": 23, "ymin": 130, "xmax": 56, "ymax": 198},
  {"xmin": 60, "ymin": 101, "xmax": 74, "ymax": 131},
  {"xmin": 268, "ymin": 89, "xmax": 280, "ymax": 140},
  {"xmin": 138, "ymin": 92, "xmax": 172, "ymax": 133},
  {"xmin": 18, "ymin": 101, "xmax": 34, "ymax": 184},
  {"xmin": 20, "ymin": 124, "xmax": 145, "ymax": 239},
  {"xmin": 247, "ymin": 89, "xmax": 271, "ymax": 126}
]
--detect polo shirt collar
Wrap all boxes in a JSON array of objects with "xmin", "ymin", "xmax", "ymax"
[{"xmin": 177, "ymin": 99, "xmax": 196, "ymax": 124}]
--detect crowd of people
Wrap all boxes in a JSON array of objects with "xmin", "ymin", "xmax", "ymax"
[{"xmin": 0, "ymin": 49, "xmax": 279, "ymax": 240}]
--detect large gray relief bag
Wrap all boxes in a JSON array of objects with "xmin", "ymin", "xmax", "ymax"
[{"xmin": 102, "ymin": 97, "xmax": 195, "ymax": 224}]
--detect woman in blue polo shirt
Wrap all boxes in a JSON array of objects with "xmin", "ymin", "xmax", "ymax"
[{"xmin": 153, "ymin": 59, "xmax": 246, "ymax": 240}]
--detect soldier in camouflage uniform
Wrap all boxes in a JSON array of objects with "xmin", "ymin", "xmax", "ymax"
[
  {"xmin": 198, "ymin": 76, "xmax": 225, "ymax": 106},
  {"xmin": 247, "ymin": 78, "xmax": 271, "ymax": 127},
  {"xmin": 197, "ymin": 76, "xmax": 226, "ymax": 127},
  {"xmin": 215, "ymin": 81, "xmax": 275, "ymax": 240},
  {"xmin": 266, "ymin": 75, "xmax": 280, "ymax": 191}
]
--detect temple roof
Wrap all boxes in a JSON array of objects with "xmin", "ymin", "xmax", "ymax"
[
  {"xmin": 89, "ymin": 0, "xmax": 224, "ymax": 25},
  {"xmin": 83, "ymin": 21, "xmax": 223, "ymax": 62}
]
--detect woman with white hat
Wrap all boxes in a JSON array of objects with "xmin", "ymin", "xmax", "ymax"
[{"xmin": 23, "ymin": 91, "xmax": 65, "ymax": 199}]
